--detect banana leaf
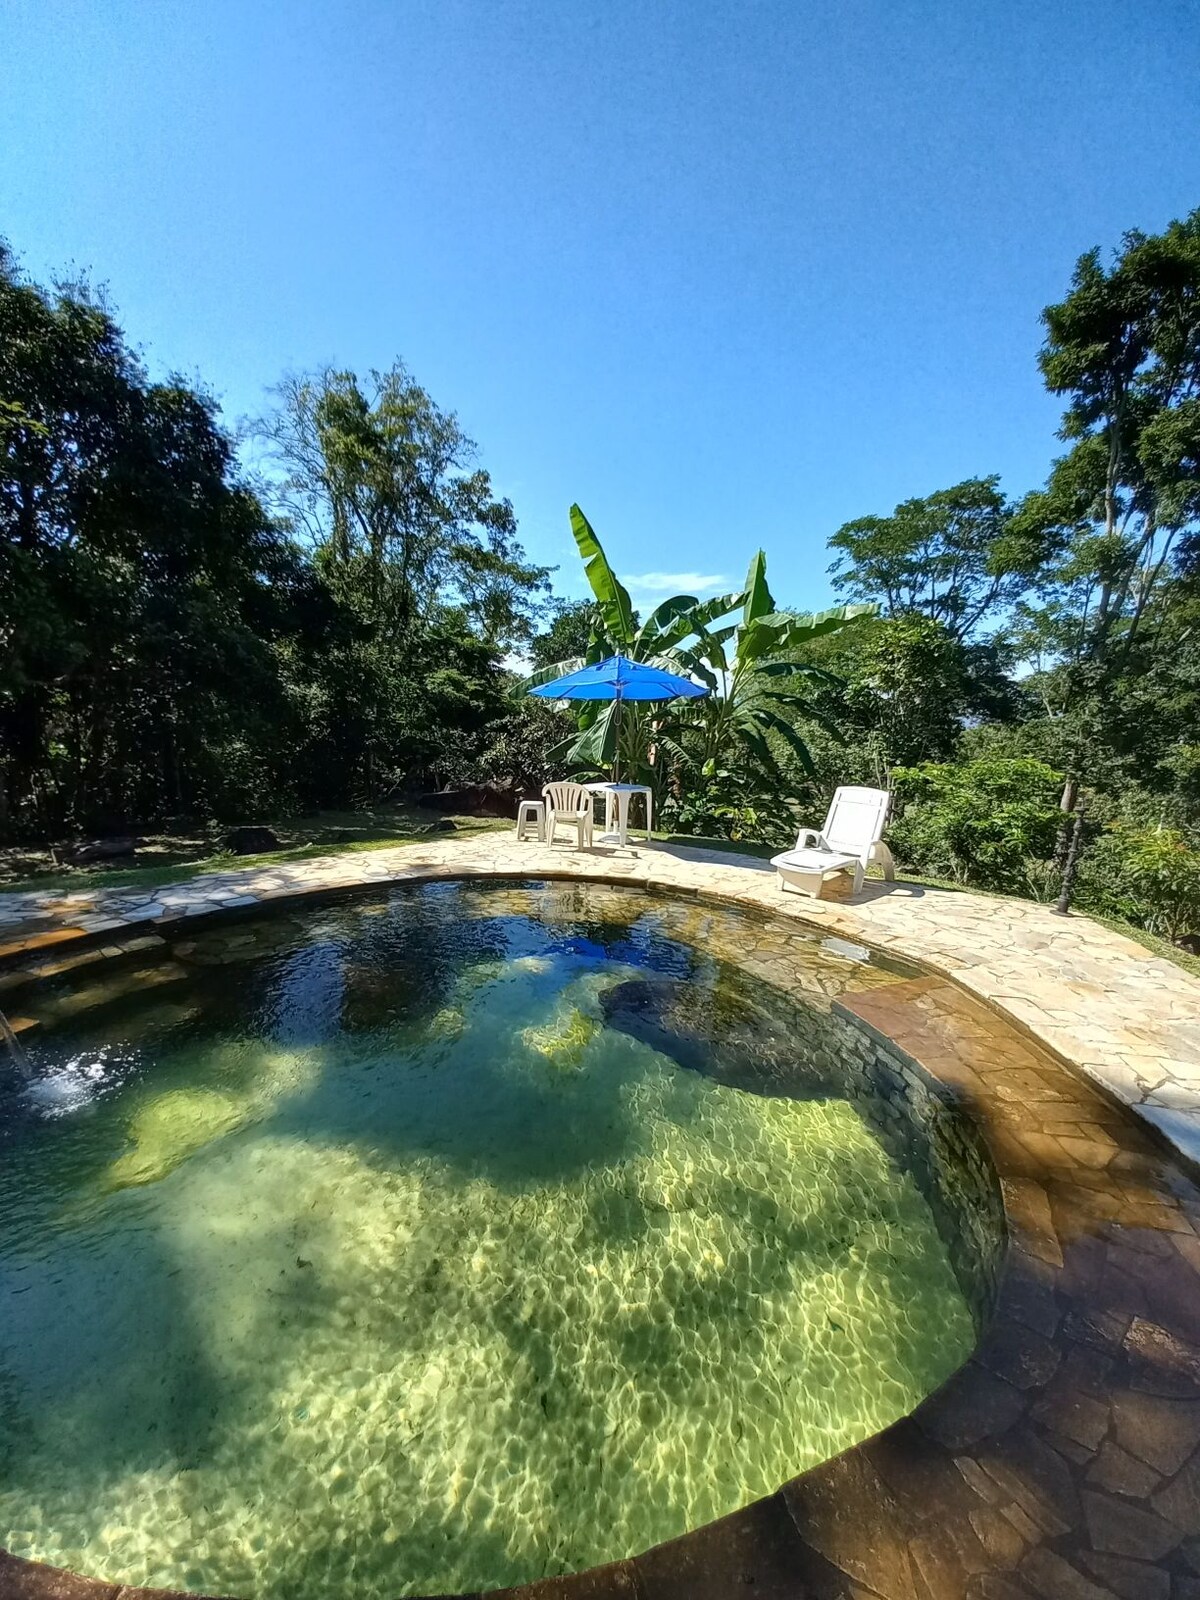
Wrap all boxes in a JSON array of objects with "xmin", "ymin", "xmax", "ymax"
[
  {"xmin": 514, "ymin": 656, "xmax": 586, "ymax": 698},
  {"xmin": 751, "ymin": 707, "xmax": 819, "ymax": 777},
  {"xmin": 742, "ymin": 550, "xmax": 775, "ymax": 626},
  {"xmin": 783, "ymin": 602, "xmax": 875, "ymax": 644},
  {"xmin": 570, "ymin": 504, "xmax": 635, "ymax": 646},
  {"xmin": 567, "ymin": 701, "xmax": 618, "ymax": 769}
]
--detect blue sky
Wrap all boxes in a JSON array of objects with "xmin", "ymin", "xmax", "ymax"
[{"xmin": 3, "ymin": 0, "xmax": 1199, "ymax": 613}]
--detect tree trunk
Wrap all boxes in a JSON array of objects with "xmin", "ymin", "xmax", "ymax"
[
  {"xmin": 1055, "ymin": 774, "xmax": 1079, "ymax": 868},
  {"xmin": 1054, "ymin": 801, "xmax": 1087, "ymax": 916}
]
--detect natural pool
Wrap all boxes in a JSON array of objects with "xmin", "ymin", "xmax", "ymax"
[{"xmin": 0, "ymin": 881, "xmax": 992, "ymax": 1599}]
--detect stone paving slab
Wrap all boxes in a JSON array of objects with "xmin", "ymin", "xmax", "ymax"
[{"xmin": 2, "ymin": 834, "xmax": 1197, "ymax": 1169}]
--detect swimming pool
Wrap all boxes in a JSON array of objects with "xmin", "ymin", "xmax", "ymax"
[{"xmin": 0, "ymin": 880, "xmax": 997, "ymax": 1597}]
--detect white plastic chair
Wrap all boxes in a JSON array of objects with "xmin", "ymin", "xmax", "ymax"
[
  {"xmin": 542, "ymin": 783, "xmax": 594, "ymax": 849},
  {"xmin": 770, "ymin": 786, "xmax": 896, "ymax": 897}
]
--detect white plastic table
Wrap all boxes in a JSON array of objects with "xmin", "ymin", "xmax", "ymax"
[{"xmin": 584, "ymin": 782, "xmax": 653, "ymax": 847}]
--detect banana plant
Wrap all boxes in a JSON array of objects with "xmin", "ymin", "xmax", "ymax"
[
  {"xmin": 520, "ymin": 507, "xmax": 872, "ymax": 792},
  {"xmin": 520, "ymin": 504, "xmax": 742, "ymax": 778},
  {"xmin": 666, "ymin": 550, "xmax": 874, "ymax": 794}
]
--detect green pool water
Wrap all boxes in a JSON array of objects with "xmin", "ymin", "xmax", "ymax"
[{"xmin": 0, "ymin": 881, "xmax": 977, "ymax": 1598}]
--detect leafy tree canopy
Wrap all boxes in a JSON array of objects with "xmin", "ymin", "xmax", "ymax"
[
  {"xmin": 253, "ymin": 364, "xmax": 550, "ymax": 649},
  {"xmin": 827, "ymin": 477, "xmax": 1047, "ymax": 642},
  {"xmin": 529, "ymin": 599, "xmax": 598, "ymax": 670},
  {"xmin": 0, "ymin": 247, "xmax": 553, "ymax": 837}
]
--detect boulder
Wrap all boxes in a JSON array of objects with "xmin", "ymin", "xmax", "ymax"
[
  {"xmin": 600, "ymin": 975, "xmax": 827, "ymax": 1097},
  {"xmin": 416, "ymin": 782, "xmax": 517, "ymax": 818},
  {"xmin": 223, "ymin": 825, "xmax": 281, "ymax": 855},
  {"xmin": 65, "ymin": 836, "xmax": 139, "ymax": 865}
]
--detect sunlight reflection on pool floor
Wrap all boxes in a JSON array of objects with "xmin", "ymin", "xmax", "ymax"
[{"xmin": 0, "ymin": 883, "xmax": 975, "ymax": 1598}]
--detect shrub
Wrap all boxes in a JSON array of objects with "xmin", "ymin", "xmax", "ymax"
[
  {"xmin": 1076, "ymin": 825, "xmax": 1200, "ymax": 944},
  {"xmin": 467, "ymin": 699, "xmax": 572, "ymax": 793},
  {"xmin": 660, "ymin": 766, "xmax": 796, "ymax": 847},
  {"xmin": 662, "ymin": 795, "xmax": 789, "ymax": 847},
  {"xmin": 889, "ymin": 758, "xmax": 1064, "ymax": 892}
]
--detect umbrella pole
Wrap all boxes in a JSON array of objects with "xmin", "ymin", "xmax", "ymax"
[{"xmin": 613, "ymin": 692, "xmax": 622, "ymax": 784}]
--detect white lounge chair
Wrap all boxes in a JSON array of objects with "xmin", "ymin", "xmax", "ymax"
[
  {"xmin": 770, "ymin": 786, "xmax": 896, "ymax": 898},
  {"xmin": 542, "ymin": 782, "xmax": 595, "ymax": 849}
]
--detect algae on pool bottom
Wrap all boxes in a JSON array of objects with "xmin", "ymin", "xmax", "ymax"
[{"xmin": 0, "ymin": 884, "xmax": 977, "ymax": 1599}]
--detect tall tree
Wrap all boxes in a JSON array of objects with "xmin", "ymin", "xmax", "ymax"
[
  {"xmin": 1016, "ymin": 211, "xmax": 1200, "ymax": 840},
  {"xmin": 529, "ymin": 598, "xmax": 597, "ymax": 670},
  {"xmin": 250, "ymin": 364, "xmax": 551, "ymax": 798},
  {"xmin": 0, "ymin": 243, "xmax": 295, "ymax": 835},
  {"xmin": 827, "ymin": 477, "xmax": 1045, "ymax": 642},
  {"xmin": 254, "ymin": 365, "xmax": 548, "ymax": 647}
]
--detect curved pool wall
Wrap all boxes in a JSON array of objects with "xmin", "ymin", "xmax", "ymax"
[
  {"xmin": 589, "ymin": 887, "xmax": 1006, "ymax": 1331},
  {"xmin": 2, "ymin": 865, "xmax": 1198, "ymax": 1599},
  {"xmin": 822, "ymin": 994, "xmax": 1005, "ymax": 1330}
]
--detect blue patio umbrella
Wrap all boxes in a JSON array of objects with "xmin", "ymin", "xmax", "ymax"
[{"xmin": 528, "ymin": 653, "xmax": 707, "ymax": 782}]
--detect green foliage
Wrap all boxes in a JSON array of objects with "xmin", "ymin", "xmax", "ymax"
[
  {"xmin": 0, "ymin": 243, "xmax": 304, "ymax": 835},
  {"xmin": 1015, "ymin": 212, "xmax": 1200, "ymax": 768},
  {"xmin": 0, "ymin": 245, "xmax": 553, "ymax": 839},
  {"xmin": 529, "ymin": 599, "xmax": 597, "ymax": 670},
  {"xmin": 889, "ymin": 759, "xmax": 1064, "ymax": 892},
  {"xmin": 791, "ymin": 616, "xmax": 1018, "ymax": 789},
  {"xmin": 666, "ymin": 552, "xmax": 872, "ymax": 819},
  {"xmin": 1076, "ymin": 825, "xmax": 1200, "ymax": 944},
  {"xmin": 257, "ymin": 365, "xmax": 548, "ymax": 647},
  {"xmin": 567, "ymin": 503, "xmax": 635, "ymax": 647},
  {"xmin": 959, "ymin": 712, "xmax": 1082, "ymax": 773},
  {"xmin": 660, "ymin": 766, "xmax": 795, "ymax": 848},
  {"xmin": 450, "ymin": 697, "xmax": 572, "ymax": 793},
  {"xmin": 827, "ymin": 477, "xmax": 1046, "ymax": 641}
]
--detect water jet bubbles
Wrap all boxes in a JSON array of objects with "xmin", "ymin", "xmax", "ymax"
[{"xmin": 22, "ymin": 1041, "xmax": 141, "ymax": 1118}]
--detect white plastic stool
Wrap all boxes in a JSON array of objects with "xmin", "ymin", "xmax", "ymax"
[{"xmin": 515, "ymin": 800, "xmax": 546, "ymax": 842}]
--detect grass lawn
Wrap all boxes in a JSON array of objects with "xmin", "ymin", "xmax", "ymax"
[{"xmin": 0, "ymin": 808, "xmax": 511, "ymax": 896}]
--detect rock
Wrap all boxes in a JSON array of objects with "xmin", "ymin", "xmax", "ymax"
[
  {"xmin": 427, "ymin": 1007, "xmax": 465, "ymax": 1041},
  {"xmin": 223, "ymin": 825, "xmax": 281, "ymax": 855},
  {"xmin": 106, "ymin": 1087, "xmax": 248, "ymax": 1189},
  {"xmin": 64, "ymin": 836, "xmax": 139, "ymax": 864},
  {"xmin": 1111, "ymin": 1389, "xmax": 1200, "ymax": 1476},
  {"xmin": 415, "ymin": 782, "xmax": 517, "ymax": 818},
  {"xmin": 1081, "ymin": 1488, "xmax": 1179, "ymax": 1560},
  {"xmin": 599, "ymin": 975, "xmax": 826, "ymax": 1096},
  {"xmin": 521, "ymin": 1007, "xmax": 598, "ymax": 1069}
]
